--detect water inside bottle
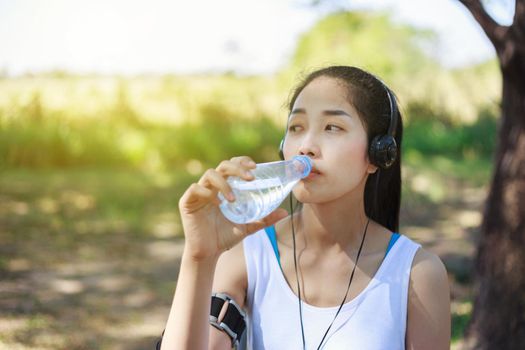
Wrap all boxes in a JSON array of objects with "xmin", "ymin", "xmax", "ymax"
[
  {"xmin": 219, "ymin": 177, "xmax": 299, "ymax": 224},
  {"xmin": 218, "ymin": 155, "xmax": 310, "ymax": 224}
]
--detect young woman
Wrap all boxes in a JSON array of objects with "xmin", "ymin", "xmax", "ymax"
[{"xmin": 158, "ymin": 66, "xmax": 451, "ymax": 349}]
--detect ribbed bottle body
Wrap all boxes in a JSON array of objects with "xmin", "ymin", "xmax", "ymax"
[{"xmin": 219, "ymin": 156, "xmax": 311, "ymax": 224}]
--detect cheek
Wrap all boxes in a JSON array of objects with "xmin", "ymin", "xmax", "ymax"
[
  {"xmin": 328, "ymin": 143, "xmax": 370, "ymax": 187},
  {"xmin": 329, "ymin": 138, "xmax": 369, "ymax": 165}
]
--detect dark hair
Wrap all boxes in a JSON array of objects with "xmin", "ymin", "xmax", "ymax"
[{"xmin": 287, "ymin": 66, "xmax": 403, "ymax": 232}]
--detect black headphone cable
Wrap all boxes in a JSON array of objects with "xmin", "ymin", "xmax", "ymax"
[
  {"xmin": 290, "ymin": 195, "xmax": 370, "ymax": 350},
  {"xmin": 290, "ymin": 195, "xmax": 307, "ymax": 349}
]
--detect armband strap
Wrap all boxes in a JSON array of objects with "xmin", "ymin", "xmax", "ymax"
[
  {"xmin": 155, "ymin": 329, "xmax": 164, "ymax": 350},
  {"xmin": 210, "ymin": 293, "xmax": 246, "ymax": 347}
]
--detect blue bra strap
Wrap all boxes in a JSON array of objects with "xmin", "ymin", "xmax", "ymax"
[
  {"xmin": 264, "ymin": 226, "xmax": 281, "ymax": 269},
  {"xmin": 385, "ymin": 233, "xmax": 401, "ymax": 258},
  {"xmin": 266, "ymin": 227, "xmax": 398, "ymax": 265}
]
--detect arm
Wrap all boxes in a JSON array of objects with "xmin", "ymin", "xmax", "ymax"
[
  {"xmin": 209, "ymin": 242, "xmax": 249, "ymax": 349},
  {"xmin": 161, "ymin": 244, "xmax": 247, "ymax": 350},
  {"xmin": 160, "ymin": 156, "xmax": 287, "ymax": 350},
  {"xmin": 161, "ymin": 253, "xmax": 219, "ymax": 350},
  {"xmin": 406, "ymin": 248, "xmax": 451, "ymax": 350}
]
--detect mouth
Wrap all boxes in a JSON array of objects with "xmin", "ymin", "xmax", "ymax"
[{"xmin": 305, "ymin": 167, "xmax": 322, "ymax": 179}]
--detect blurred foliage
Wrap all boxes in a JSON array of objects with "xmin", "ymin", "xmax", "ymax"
[
  {"xmin": 451, "ymin": 300, "xmax": 473, "ymax": 342},
  {"xmin": 403, "ymin": 102, "xmax": 498, "ymax": 158},
  {"xmin": 154, "ymin": 102, "xmax": 283, "ymax": 168},
  {"xmin": 285, "ymin": 11, "xmax": 438, "ymax": 82},
  {"xmin": 280, "ymin": 11, "xmax": 501, "ymax": 124},
  {"xmin": 0, "ymin": 90, "xmax": 283, "ymax": 170},
  {"xmin": 0, "ymin": 10, "xmax": 500, "ymax": 172},
  {"xmin": 0, "ymin": 73, "xmax": 288, "ymax": 171}
]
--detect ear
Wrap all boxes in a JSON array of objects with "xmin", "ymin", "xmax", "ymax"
[{"xmin": 367, "ymin": 164, "xmax": 378, "ymax": 174}]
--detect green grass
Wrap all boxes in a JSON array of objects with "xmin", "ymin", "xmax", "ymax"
[
  {"xmin": 0, "ymin": 168, "xmax": 196, "ymax": 267},
  {"xmin": 451, "ymin": 300, "xmax": 473, "ymax": 343},
  {"xmin": 404, "ymin": 151, "xmax": 493, "ymax": 187},
  {"xmin": 452, "ymin": 311, "xmax": 472, "ymax": 342}
]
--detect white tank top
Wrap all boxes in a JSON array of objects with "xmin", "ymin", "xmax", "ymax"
[{"xmin": 243, "ymin": 228, "xmax": 421, "ymax": 350}]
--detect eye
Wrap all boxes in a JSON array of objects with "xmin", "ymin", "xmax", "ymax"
[
  {"xmin": 288, "ymin": 124, "xmax": 302, "ymax": 132},
  {"xmin": 325, "ymin": 124, "xmax": 343, "ymax": 132}
]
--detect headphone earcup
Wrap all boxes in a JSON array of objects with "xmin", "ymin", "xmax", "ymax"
[
  {"xmin": 369, "ymin": 135, "xmax": 398, "ymax": 169},
  {"xmin": 278, "ymin": 138, "xmax": 285, "ymax": 160}
]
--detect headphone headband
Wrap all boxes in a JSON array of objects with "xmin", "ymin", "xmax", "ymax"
[{"xmin": 385, "ymin": 87, "xmax": 398, "ymax": 138}]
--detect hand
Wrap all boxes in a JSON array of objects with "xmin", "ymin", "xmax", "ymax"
[{"xmin": 178, "ymin": 156, "xmax": 288, "ymax": 261}]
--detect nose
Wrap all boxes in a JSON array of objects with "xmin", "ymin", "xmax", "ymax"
[{"xmin": 298, "ymin": 135, "xmax": 320, "ymax": 158}]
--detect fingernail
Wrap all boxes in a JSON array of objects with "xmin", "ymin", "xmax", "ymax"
[
  {"xmin": 228, "ymin": 192, "xmax": 235, "ymax": 201},
  {"xmin": 248, "ymin": 160, "xmax": 256, "ymax": 166},
  {"xmin": 245, "ymin": 171, "xmax": 253, "ymax": 178}
]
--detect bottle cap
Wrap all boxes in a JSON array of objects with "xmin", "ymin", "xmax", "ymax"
[{"xmin": 293, "ymin": 155, "xmax": 312, "ymax": 178}]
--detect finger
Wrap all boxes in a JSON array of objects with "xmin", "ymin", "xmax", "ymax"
[
  {"xmin": 179, "ymin": 183, "xmax": 220, "ymax": 211},
  {"xmin": 216, "ymin": 160, "xmax": 255, "ymax": 181},
  {"xmin": 198, "ymin": 169, "xmax": 235, "ymax": 201},
  {"xmin": 230, "ymin": 156, "xmax": 256, "ymax": 168},
  {"xmin": 242, "ymin": 208, "xmax": 288, "ymax": 234}
]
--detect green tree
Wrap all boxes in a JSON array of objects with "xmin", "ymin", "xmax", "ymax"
[{"xmin": 284, "ymin": 11, "xmax": 438, "ymax": 84}]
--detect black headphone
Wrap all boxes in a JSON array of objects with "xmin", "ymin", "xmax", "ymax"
[{"xmin": 279, "ymin": 86, "xmax": 398, "ymax": 169}]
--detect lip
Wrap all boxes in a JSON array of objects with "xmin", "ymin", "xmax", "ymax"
[{"xmin": 305, "ymin": 167, "xmax": 322, "ymax": 180}]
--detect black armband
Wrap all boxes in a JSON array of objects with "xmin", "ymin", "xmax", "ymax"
[
  {"xmin": 155, "ymin": 329, "xmax": 164, "ymax": 350},
  {"xmin": 210, "ymin": 292, "xmax": 246, "ymax": 348},
  {"xmin": 154, "ymin": 293, "xmax": 246, "ymax": 349}
]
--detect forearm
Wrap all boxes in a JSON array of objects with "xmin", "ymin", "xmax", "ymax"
[{"xmin": 161, "ymin": 250, "xmax": 219, "ymax": 350}]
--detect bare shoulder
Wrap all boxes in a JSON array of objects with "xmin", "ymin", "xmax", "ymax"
[
  {"xmin": 409, "ymin": 247, "xmax": 450, "ymax": 306},
  {"xmin": 212, "ymin": 239, "xmax": 248, "ymax": 308},
  {"xmin": 406, "ymin": 246, "xmax": 451, "ymax": 349},
  {"xmin": 411, "ymin": 247, "xmax": 449, "ymax": 285}
]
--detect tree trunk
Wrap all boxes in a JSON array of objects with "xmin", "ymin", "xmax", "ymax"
[{"xmin": 466, "ymin": 35, "xmax": 525, "ymax": 349}]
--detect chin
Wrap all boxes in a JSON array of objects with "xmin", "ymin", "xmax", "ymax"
[
  {"xmin": 293, "ymin": 181, "xmax": 363, "ymax": 205},
  {"xmin": 291, "ymin": 186, "xmax": 309, "ymax": 203},
  {"xmin": 292, "ymin": 186, "xmax": 330, "ymax": 204}
]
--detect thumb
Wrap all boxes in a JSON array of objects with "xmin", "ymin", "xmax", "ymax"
[{"xmin": 243, "ymin": 208, "xmax": 288, "ymax": 235}]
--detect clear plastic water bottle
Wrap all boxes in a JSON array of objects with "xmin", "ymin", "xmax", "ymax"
[{"xmin": 218, "ymin": 155, "xmax": 312, "ymax": 224}]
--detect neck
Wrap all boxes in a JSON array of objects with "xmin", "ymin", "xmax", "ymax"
[{"xmin": 296, "ymin": 189, "xmax": 369, "ymax": 253}]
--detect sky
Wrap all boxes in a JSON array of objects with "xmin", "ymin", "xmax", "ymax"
[{"xmin": 0, "ymin": 0, "xmax": 515, "ymax": 76}]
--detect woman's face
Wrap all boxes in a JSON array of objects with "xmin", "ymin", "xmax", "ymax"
[{"xmin": 283, "ymin": 76, "xmax": 377, "ymax": 204}]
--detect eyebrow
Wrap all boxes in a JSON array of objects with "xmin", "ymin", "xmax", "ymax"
[{"xmin": 290, "ymin": 108, "xmax": 352, "ymax": 118}]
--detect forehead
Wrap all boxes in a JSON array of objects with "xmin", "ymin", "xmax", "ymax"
[
  {"xmin": 293, "ymin": 77, "xmax": 359, "ymax": 117},
  {"xmin": 294, "ymin": 76, "xmax": 351, "ymax": 109}
]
